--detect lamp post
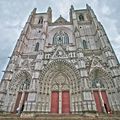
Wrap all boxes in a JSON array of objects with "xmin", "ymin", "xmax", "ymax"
[{"xmin": 96, "ymin": 83, "xmax": 105, "ymax": 113}]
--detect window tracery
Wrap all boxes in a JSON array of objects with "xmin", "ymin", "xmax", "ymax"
[
  {"xmin": 92, "ymin": 70, "xmax": 105, "ymax": 88},
  {"xmin": 19, "ymin": 78, "xmax": 30, "ymax": 90},
  {"xmin": 92, "ymin": 79, "xmax": 105, "ymax": 88},
  {"xmin": 53, "ymin": 31, "xmax": 69, "ymax": 45}
]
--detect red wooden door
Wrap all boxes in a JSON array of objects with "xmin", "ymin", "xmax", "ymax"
[
  {"xmin": 14, "ymin": 92, "xmax": 22, "ymax": 113},
  {"xmin": 101, "ymin": 91, "xmax": 110, "ymax": 113},
  {"xmin": 51, "ymin": 91, "xmax": 59, "ymax": 113},
  {"xmin": 93, "ymin": 91, "xmax": 102, "ymax": 113},
  {"xmin": 14, "ymin": 92, "xmax": 28, "ymax": 113},
  {"xmin": 62, "ymin": 91, "xmax": 70, "ymax": 113},
  {"xmin": 23, "ymin": 92, "xmax": 28, "ymax": 103}
]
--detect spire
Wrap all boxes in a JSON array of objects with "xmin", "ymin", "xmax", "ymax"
[
  {"xmin": 70, "ymin": 5, "xmax": 74, "ymax": 23},
  {"xmin": 47, "ymin": 6, "xmax": 52, "ymax": 23},
  {"xmin": 47, "ymin": 6, "xmax": 52, "ymax": 12},
  {"xmin": 71, "ymin": 5, "xmax": 74, "ymax": 10},
  {"xmin": 86, "ymin": 4, "xmax": 91, "ymax": 9},
  {"xmin": 31, "ymin": 8, "xmax": 37, "ymax": 15},
  {"xmin": 86, "ymin": 4, "xmax": 97, "ymax": 19},
  {"xmin": 74, "ymin": 27, "xmax": 79, "ymax": 33}
]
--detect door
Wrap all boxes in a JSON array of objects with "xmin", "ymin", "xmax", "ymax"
[
  {"xmin": 14, "ymin": 92, "xmax": 28, "ymax": 113},
  {"xmin": 101, "ymin": 91, "xmax": 110, "ymax": 113},
  {"xmin": 14, "ymin": 92, "xmax": 22, "ymax": 113},
  {"xmin": 21, "ymin": 92, "xmax": 28, "ymax": 111},
  {"xmin": 51, "ymin": 91, "xmax": 59, "ymax": 113},
  {"xmin": 23, "ymin": 92, "xmax": 28, "ymax": 103},
  {"xmin": 62, "ymin": 91, "xmax": 70, "ymax": 113},
  {"xmin": 93, "ymin": 91, "xmax": 102, "ymax": 113}
]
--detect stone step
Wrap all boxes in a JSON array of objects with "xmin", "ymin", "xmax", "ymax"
[
  {"xmin": 0, "ymin": 113, "xmax": 120, "ymax": 120},
  {"xmin": 0, "ymin": 117, "xmax": 120, "ymax": 120}
]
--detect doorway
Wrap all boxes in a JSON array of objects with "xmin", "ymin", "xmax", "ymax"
[
  {"xmin": 14, "ymin": 92, "xmax": 28, "ymax": 113},
  {"xmin": 51, "ymin": 91, "xmax": 70, "ymax": 114},
  {"xmin": 93, "ymin": 90, "xmax": 110, "ymax": 113}
]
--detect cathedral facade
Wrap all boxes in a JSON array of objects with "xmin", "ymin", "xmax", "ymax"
[{"xmin": 0, "ymin": 5, "xmax": 120, "ymax": 114}]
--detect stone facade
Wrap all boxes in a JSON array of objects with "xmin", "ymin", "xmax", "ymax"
[{"xmin": 0, "ymin": 5, "xmax": 120, "ymax": 114}]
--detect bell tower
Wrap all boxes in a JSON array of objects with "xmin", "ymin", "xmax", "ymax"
[{"xmin": 0, "ymin": 5, "xmax": 120, "ymax": 115}]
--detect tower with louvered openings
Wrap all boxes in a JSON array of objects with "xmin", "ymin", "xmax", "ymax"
[{"xmin": 0, "ymin": 5, "xmax": 120, "ymax": 114}]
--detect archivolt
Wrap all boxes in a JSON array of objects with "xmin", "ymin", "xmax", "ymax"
[
  {"xmin": 39, "ymin": 60, "xmax": 80, "ymax": 92},
  {"xmin": 89, "ymin": 67, "xmax": 114, "ymax": 89},
  {"xmin": 40, "ymin": 59, "xmax": 80, "ymax": 81},
  {"xmin": 9, "ymin": 70, "xmax": 32, "ymax": 92}
]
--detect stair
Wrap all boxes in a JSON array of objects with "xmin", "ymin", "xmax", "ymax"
[{"xmin": 0, "ymin": 113, "xmax": 120, "ymax": 120}]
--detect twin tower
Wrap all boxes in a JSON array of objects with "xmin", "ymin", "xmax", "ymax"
[{"xmin": 0, "ymin": 5, "xmax": 120, "ymax": 115}]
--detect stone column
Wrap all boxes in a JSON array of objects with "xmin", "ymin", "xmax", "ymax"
[
  {"xmin": 77, "ymin": 48, "xmax": 89, "ymax": 89},
  {"xmin": 59, "ymin": 91, "xmax": 62, "ymax": 114}
]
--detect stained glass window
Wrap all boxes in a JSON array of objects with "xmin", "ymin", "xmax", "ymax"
[
  {"xmin": 19, "ymin": 78, "xmax": 30, "ymax": 90},
  {"xmin": 53, "ymin": 31, "xmax": 69, "ymax": 45},
  {"xmin": 92, "ymin": 70, "xmax": 105, "ymax": 88},
  {"xmin": 92, "ymin": 79, "xmax": 104, "ymax": 88}
]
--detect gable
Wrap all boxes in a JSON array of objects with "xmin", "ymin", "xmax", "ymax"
[
  {"xmin": 53, "ymin": 15, "xmax": 70, "ymax": 25},
  {"xmin": 89, "ymin": 57, "xmax": 105, "ymax": 73},
  {"xmin": 51, "ymin": 45, "xmax": 69, "ymax": 59}
]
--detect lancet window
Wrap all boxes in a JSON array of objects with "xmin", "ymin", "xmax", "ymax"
[{"xmin": 53, "ymin": 31, "xmax": 69, "ymax": 45}]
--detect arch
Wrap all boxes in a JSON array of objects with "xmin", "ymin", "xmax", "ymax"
[
  {"xmin": 79, "ymin": 14, "xmax": 84, "ymax": 21},
  {"xmin": 38, "ymin": 17, "xmax": 43, "ymax": 24},
  {"xmin": 83, "ymin": 40, "xmax": 87, "ymax": 49},
  {"xmin": 89, "ymin": 67, "xmax": 114, "ymax": 89},
  {"xmin": 64, "ymin": 32, "xmax": 69, "ymax": 44},
  {"xmin": 47, "ymin": 26, "xmax": 74, "ymax": 46},
  {"xmin": 40, "ymin": 60, "xmax": 80, "ymax": 81},
  {"xmin": 89, "ymin": 67, "xmax": 113, "ymax": 113},
  {"xmin": 91, "ymin": 69, "xmax": 105, "ymax": 88},
  {"xmin": 35, "ymin": 42, "xmax": 39, "ymax": 51},
  {"xmin": 38, "ymin": 59, "xmax": 81, "ymax": 93},
  {"xmin": 9, "ymin": 70, "xmax": 32, "ymax": 92},
  {"xmin": 37, "ymin": 60, "xmax": 81, "ymax": 113},
  {"xmin": 53, "ymin": 31, "xmax": 69, "ymax": 45}
]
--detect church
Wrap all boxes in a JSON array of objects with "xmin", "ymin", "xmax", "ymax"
[{"xmin": 0, "ymin": 5, "xmax": 120, "ymax": 114}]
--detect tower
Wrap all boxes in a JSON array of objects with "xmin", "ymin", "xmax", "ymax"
[{"xmin": 0, "ymin": 5, "xmax": 120, "ymax": 114}]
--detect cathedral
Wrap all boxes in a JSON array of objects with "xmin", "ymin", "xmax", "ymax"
[{"xmin": 0, "ymin": 4, "xmax": 120, "ymax": 114}]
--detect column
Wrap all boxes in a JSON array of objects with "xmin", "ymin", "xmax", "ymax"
[{"xmin": 59, "ymin": 91, "xmax": 62, "ymax": 114}]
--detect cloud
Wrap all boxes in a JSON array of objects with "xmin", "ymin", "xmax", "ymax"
[{"xmin": 101, "ymin": 4, "xmax": 111, "ymax": 16}]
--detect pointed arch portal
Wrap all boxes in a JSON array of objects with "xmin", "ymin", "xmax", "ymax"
[
  {"xmin": 90, "ymin": 68, "xmax": 112, "ymax": 113},
  {"xmin": 10, "ymin": 71, "xmax": 31, "ymax": 113},
  {"xmin": 39, "ymin": 60, "xmax": 80, "ymax": 114},
  {"xmin": 50, "ymin": 73, "xmax": 70, "ymax": 113}
]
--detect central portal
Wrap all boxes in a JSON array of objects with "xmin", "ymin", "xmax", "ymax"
[{"xmin": 51, "ymin": 91, "xmax": 70, "ymax": 114}]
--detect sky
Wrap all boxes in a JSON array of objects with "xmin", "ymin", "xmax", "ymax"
[{"xmin": 0, "ymin": 0, "xmax": 120, "ymax": 79}]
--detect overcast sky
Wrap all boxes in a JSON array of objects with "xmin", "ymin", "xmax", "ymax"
[{"xmin": 0, "ymin": 0, "xmax": 120, "ymax": 79}]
